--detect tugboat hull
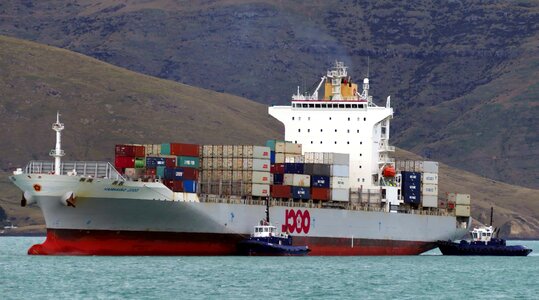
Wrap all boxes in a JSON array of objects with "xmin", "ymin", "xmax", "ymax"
[{"xmin": 437, "ymin": 240, "xmax": 532, "ymax": 256}]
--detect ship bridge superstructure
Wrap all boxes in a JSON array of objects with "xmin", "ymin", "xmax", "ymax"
[{"xmin": 269, "ymin": 61, "xmax": 394, "ymax": 190}]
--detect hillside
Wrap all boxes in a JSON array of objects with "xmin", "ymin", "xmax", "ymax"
[{"xmin": 1, "ymin": 0, "xmax": 538, "ymax": 188}]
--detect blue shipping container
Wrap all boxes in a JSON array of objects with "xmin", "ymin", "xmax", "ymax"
[
  {"xmin": 273, "ymin": 174, "xmax": 284, "ymax": 185},
  {"xmin": 403, "ymin": 192, "xmax": 421, "ymax": 204},
  {"xmin": 146, "ymin": 157, "xmax": 166, "ymax": 168},
  {"xmin": 183, "ymin": 180, "xmax": 197, "ymax": 193},
  {"xmin": 164, "ymin": 167, "xmax": 185, "ymax": 180},
  {"xmin": 161, "ymin": 143, "xmax": 171, "ymax": 155},
  {"xmin": 292, "ymin": 186, "xmax": 311, "ymax": 200},
  {"xmin": 401, "ymin": 171, "xmax": 421, "ymax": 183},
  {"xmin": 402, "ymin": 181, "xmax": 420, "ymax": 193},
  {"xmin": 311, "ymin": 175, "xmax": 330, "ymax": 188},
  {"xmin": 284, "ymin": 163, "xmax": 304, "ymax": 174},
  {"xmin": 270, "ymin": 151, "xmax": 276, "ymax": 164}
]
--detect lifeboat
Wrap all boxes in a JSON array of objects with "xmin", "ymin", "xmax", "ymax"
[{"xmin": 382, "ymin": 165, "xmax": 396, "ymax": 177}]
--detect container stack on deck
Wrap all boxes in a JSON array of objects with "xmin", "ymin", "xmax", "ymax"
[
  {"xmin": 449, "ymin": 193, "xmax": 471, "ymax": 217},
  {"xmin": 304, "ymin": 152, "xmax": 350, "ymax": 202},
  {"xmin": 396, "ymin": 160, "xmax": 439, "ymax": 208},
  {"xmin": 199, "ymin": 145, "xmax": 271, "ymax": 197}
]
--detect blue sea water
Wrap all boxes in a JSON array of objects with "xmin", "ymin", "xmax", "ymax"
[{"xmin": 0, "ymin": 237, "xmax": 538, "ymax": 299}]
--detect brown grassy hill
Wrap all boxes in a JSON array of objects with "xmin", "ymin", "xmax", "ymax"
[
  {"xmin": 0, "ymin": 35, "xmax": 537, "ymax": 239},
  {"xmin": 1, "ymin": 0, "xmax": 538, "ymax": 188}
]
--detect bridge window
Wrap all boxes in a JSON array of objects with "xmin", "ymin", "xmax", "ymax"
[
  {"xmin": 321, "ymin": 104, "xmax": 327, "ymax": 108},
  {"xmin": 309, "ymin": 104, "xmax": 314, "ymax": 108},
  {"xmin": 364, "ymin": 117, "xmax": 367, "ymax": 121},
  {"xmin": 315, "ymin": 104, "xmax": 321, "ymax": 108},
  {"xmin": 347, "ymin": 117, "xmax": 350, "ymax": 121},
  {"xmin": 292, "ymin": 117, "xmax": 295, "ymax": 120},
  {"xmin": 347, "ymin": 141, "xmax": 350, "ymax": 144},
  {"xmin": 338, "ymin": 104, "xmax": 344, "ymax": 108},
  {"xmin": 352, "ymin": 104, "xmax": 358, "ymax": 108},
  {"xmin": 302, "ymin": 104, "xmax": 308, "ymax": 108},
  {"xmin": 298, "ymin": 129, "xmax": 301, "ymax": 132},
  {"xmin": 335, "ymin": 129, "xmax": 337, "ymax": 132},
  {"xmin": 307, "ymin": 129, "xmax": 310, "ymax": 132},
  {"xmin": 345, "ymin": 104, "xmax": 351, "ymax": 108}
]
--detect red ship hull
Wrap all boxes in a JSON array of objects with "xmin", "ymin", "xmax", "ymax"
[{"xmin": 28, "ymin": 229, "xmax": 436, "ymax": 256}]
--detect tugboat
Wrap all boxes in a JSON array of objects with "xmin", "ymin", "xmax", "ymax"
[
  {"xmin": 237, "ymin": 198, "xmax": 311, "ymax": 256},
  {"xmin": 437, "ymin": 208, "xmax": 532, "ymax": 256}
]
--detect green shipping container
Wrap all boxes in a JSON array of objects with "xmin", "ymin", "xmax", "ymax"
[
  {"xmin": 161, "ymin": 143, "xmax": 171, "ymax": 155},
  {"xmin": 134, "ymin": 157, "xmax": 145, "ymax": 168},
  {"xmin": 265, "ymin": 139, "xmax": 276, "ymax": 151},
  {"xmin": 157, "ymin": 166, "xmax": 166, "ymax": 178},
  {"xmin": 177, "ymin": 156, "xmax": 200, "ymax": 168}
]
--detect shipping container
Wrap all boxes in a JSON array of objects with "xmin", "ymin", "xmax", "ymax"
[
  {"xmin": 438, "ymin": 199, "xmax": 447, "ymax": 209},
  {"xmin": 222, "ymin": 158, "xmax": 233, "ymax": 170},
  {"xmin": 447, "ymin": 192, "xmax": 457, "ymax": 203},
  {"xmin": 160, "ymin": 143, "xmax": 171, "ymax": 155},
  {"xmin": 422, "ymin": 184, "xmax": 438, "ymax": 196},
  {"xmin": 285, "ymin": 142, "xmax": 302, "ymax": 154},
  {"xmin": 331, "ymin": 165, "xmax": 349, "ymax": 177},
  {"xmin": 222, "ymin": 170, "xmax": 232, "ymax": 181},
  {"xmin": 145, "ymin": 168, "xmax": 156, "ymax": 176},
  {"xmin": 124, "ymin": 168, "xmax": 144, "ymax": 179},
  {"xmin": 232, "ymin": 170, "xmax": 243, "ymax": 182},
  {"xmin": 403, "ymin": 192, "xmax": 420, "ymax": 204},
  {"xmin": 270, "ymin": 185, "xmax": 291, "ymax": 198},
  {"xmin": 271, "ymin": 163, "xmax": 285, "ymax": 174},
  {"xmin": 177, "ymin": 156, "xmax": 200, "ymax": 168},
  {"xmin": 183, "ymin": 180, "xmax": 197, "ymax": 193},
  {"xmin": 422, "ymin": 195, "xmax": 438, "ymax": 208},
  {"xmin": 146, "ymin": 157, "xmax": 166, "ymax": 168},
  {"xmin": 170, "ymin": 143, "xmax": 199, "ymax": 157},
  {"xmin": 422, "ymin": 161, "xmax": 439, "ymax": 173},
  {"xmin": 401, "ymin": 171, "xmax": 421, "ymax": 183},
  {"xmin": 331, "ymin": 176, "xmax": 349, "ymax": 189},
  {"xmin": 182, "ymin": 167, "xmax": 199, "ymax": 180},
  {"xmin": 326, "ymin": 153, "xmax": 349, "ymax": 165},
  {"xmin": 246, "ymin": 184, "xmax": 270, "ymax": 197},
  {"xmin": 402, "ymin": 181, "xmax": 420, "ymax": 193},
  {"xmin": 422, "ymin": 172, "xmax": 438, "ymax": 185},
  {"xmin": 243, "ymin": 158, "xmax": 271, "ymax": 172},
  {"xmin": 115, "ymin": 156, "xmax": 135, "ymax": 168},
  {"xmin": 202, "ymin": 145, "xmax": 213, "ymax": 157},
  {"xmin": 455, "ymin": 194, "xmax": 471, "ymax": 205},
  {"xmin": 274, "ymin": 153, "xmax": 285, "ymax": 164},
  {"xmin": 283, "ymin": 174, "xmax": 311, "ymax": 187},
  {"xmin": 455, "ymin": 205, "xmax": 471, "ymax": 217},
  {"xmin": 311, "ymin": 187, "xmax": 330, "ymax": 201},
  {"xmin": 304, "ymin": 164, "xmax": 332, "ymax": 176},
  {"xmin": 232, "ymin": 158, "xmax": 243, "ymax": 170},
  {"xmin": 330, "ymin": 188, "xmax": 349, "ymax": 202},
  {"xmin": 311, "ymin": 175, "xmax": 330, "ymax": 188},
  {"xmin": 292, "ymin": 186, "xmax": 310, "ymax": 200},
  {"xmin": 284, "ymin": 163, "xmax": 304, "ymax": 174},
  {"xmin": 266, "ymin": 139, "xmax": 286, "ymax": 153},
  {"xmin": 273, "ymin": 173, "xmax": 284, "ymax": 185},
  {"xmin": 172, "ymin": 180, "xmax": 183, "ymax": 192},
  {"xmin": 222, "ymin": 145, "xmax": 233, "ymax": 158},
  {"xmin": 134, "ymin": 158, "xmax": 145, "ymax": 168},
  {"xmin": 284, "ymin": 154, "xmax": 304, "ymax": 163},
  {"xmin": 156, "ymin": 166, "xmax": 166, "ymax": 178},
  {"xmin": 115, "ymin": 144, "xmax": 145, "ymax": 157},
  {"xmin": 242, "ymin": 171, "xmax": 271, "ymax": 184},
  {"xmin": 212, "ymin": 145, "xmax": 223, "ymax": 158}
]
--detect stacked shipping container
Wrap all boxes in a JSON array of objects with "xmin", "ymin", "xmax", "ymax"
[{"xmin": 199, "ymin": 145, "xmax": 271, "ymax": 197}]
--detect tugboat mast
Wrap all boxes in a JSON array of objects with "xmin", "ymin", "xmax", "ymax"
[{"xmin": 49, "ymin": 112, "xmax": 65, "ymax": 175}]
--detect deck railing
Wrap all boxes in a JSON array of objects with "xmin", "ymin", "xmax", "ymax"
[{"xmin": 24, "ymin": 161, "xmax": 125, "ymax": 180}]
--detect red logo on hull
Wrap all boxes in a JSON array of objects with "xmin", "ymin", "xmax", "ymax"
[{"xmin": 282, "ymin": 209, "xmax": 310, "ymax": 234}]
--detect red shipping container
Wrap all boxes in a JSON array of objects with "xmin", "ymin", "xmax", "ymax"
[
  {"xmin": 145, "ymin": 168, "xmax": 157, "ymax": 176},
  {"xmin": 270, "ymin": 185, "xmax": 291, "ymax": 198},
  {"xmin": 163, "ymin": 179, "xmax": 174, "ymax": 190},
  {"xmin": 165, "ymin": 157, "xmax": 177, "ymax": 168},
  {"xmin": 311, "ymin": 187, "xmax": 330, "ymax": 201},
  {"xmin": 115, "ymin": 156, "xmax": 135, "ymax": 168},
  {"xmin": 271, "ymin": 163, "xmax": 285, "ymax": 174},
  {"xmin": 182, "ymin": 167, "xmax": 199, "ymax": 180},
  {"xmin": 173, "ymin": 180, "xmax": 184, "ymax": 192},
  {"xmin": 115, "ymin": 145, "xmax": 145, "ymax": 157},
  {"xmin": 170, "ymin": 143, "xmax": 200, "ymax": 157}
]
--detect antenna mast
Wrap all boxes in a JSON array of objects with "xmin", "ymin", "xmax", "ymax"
[{"xmin": 49, "ymin": 112, "xmax": 65, "ymax": 175}]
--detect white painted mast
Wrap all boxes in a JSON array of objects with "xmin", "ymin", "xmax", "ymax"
[{"xmin": 49, "ymin": 112, "xmax": 65, "ymax": 175}]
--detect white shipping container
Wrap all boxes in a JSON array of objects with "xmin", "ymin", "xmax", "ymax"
[
  {"xmin": 326, "ymin": 153, "xmax": 349, "ymax": 165},
  {"xmin": 222, "ymin": 170, "xmax": 232, "ymax": 181},
  {"xmin": 331, "ymin": 188, "xmax": 349, "ymax": 202},
  {"xmin": 223, "ymin": 158, "xmax": 233, "ymax": 170},
  {"xmin": 233, "ymin": 145, "xmax": 244, "ymax": 157},
  {"xmin": 213, "ymin": 157, "xmax": 223, "ymax": 169},
  {"xmin": 223, "ymin": 145, "xmax": 233, "ymax": 158},
  {"xmin": 422, "ymin": 161, "xmax": 439, "ymax": 174},
  {"xmin": 202, "ymin": 158, "xmax": 211, "ymax": 170},
  {"xmin": 202, "ymin": 145, "xmax": 213, "ymax": 157},
  {"xmin": 250, "ymin": 184, "xmax": 270, "ymax": 197},
  {"xmin": 285, "ymin": 155, "xmax": 304, "ymax": 163},
  {"xmin": 283, "ymin": 174, "xmax": 311, "ymax": 187},
  {"xmin": 243, "ymin": 158, "xmax": 271, "ymax": 172},
  {"xmin": 232, "ymin": 170, "xmax": 243, "ymax": 181},
  {"xmin": 422, "ymin": 183, "xmax": 438, "ymax": 196},
  {"xmin": 251, "ymin": 171, "xmax": 271, "ymax": 184},
  {"xmin": 232, "ymin": 158, "xmax": 243, "ymax": 170},
  {"xmin": 331, "ymin": 165, "xmax": 349, "ymax": 177},
  {"xmin": 253, "ymin": 146, "xmax": 271, "ymax": 159},
  {"xmin": 456, "ymin": 194, "xmax": 471, "ymax": 205},
  {"xmin": 274, "ymin": 153, "xmax": 285, "ymax": 164},
  {"xmin": 284, "ymin": 142, "xmax": 302, "ymax": 154},
  {"xmin": 212, "ymin": 145, "xmax": 223, "ymax": 158},
  {"xmin": 275, "ymin": 141, "xmax": 286, "ymax": 153},
  {"xmin": 422, "ymin": 172, "xmax": 438, "ymax": 184},
  {"xmin": 455, "ymin": 205, "xmax": 471, "ymax": 217},
  {"xmin": 331, "ymin": 176, "xmax": 349, "ymax": 189},
  {"xmin": 422, "ymin": 195, "xmax": 438, "ymax": 208},
  {"xmin": 447, "ymin": 192, "xmax": 457, "ymax": 203}
]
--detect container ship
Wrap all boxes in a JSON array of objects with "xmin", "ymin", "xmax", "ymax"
[{"xmin": 10, "ymin": 62, "xmax": 471, "ymax": 255}]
